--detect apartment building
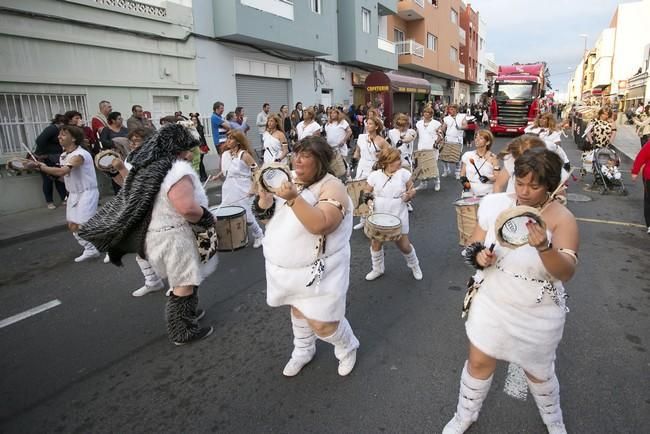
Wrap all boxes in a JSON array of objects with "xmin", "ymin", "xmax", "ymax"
[
  {"xmin": 0, "ymin": 0, "xmax": 197, "ymax": 214},
  {"xmin": 458, "ymin": 1, "xmax": 479, "ymax": 103},
  {"xmin": 476, "ymin": 16, "xmax": 489, "ymax": 102},
  {"xmin": 387, "ymin": 0, "xmax": 465, "ymax": 103}
]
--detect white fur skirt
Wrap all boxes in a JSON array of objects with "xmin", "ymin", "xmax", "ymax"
[
  {"xmin": 66, "ymin": 189, "xmax": 99, "ymax": 224},
  {"xmin": 145, "ymin": 224, "xmax": 218, "ymax": 288}
]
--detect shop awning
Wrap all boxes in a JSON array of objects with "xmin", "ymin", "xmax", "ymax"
[
  {"xmin": 365, "ymin": 71, "xmax": 431, "ymax": 94},
  {"xmin": 625, "ymin": 85, "xmax": 646, "ymax": 99},
  {"xmin": 430, "ymin": 83, "xmax": 445, "ymax": 95}
]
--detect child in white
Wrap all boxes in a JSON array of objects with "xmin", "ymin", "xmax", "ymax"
[
  {"xmin": 601, "ymin": 159, "xmax": 622, "ymax": 180},
  {"xmin": 415, "ymin": 106, "xmax": 442, "ymax": 190},
  {"xmin": 364, "ymin": 148, "xmax": 422, "ymax": 281}
]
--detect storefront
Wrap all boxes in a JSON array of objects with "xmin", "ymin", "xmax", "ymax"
[
  {"xmin": 351, "ymin": 72, "xmax": 369, "ymax": 107},
  {"xmin": 364, "ymin": 71, "xmax": 431, "ymax": 128}
]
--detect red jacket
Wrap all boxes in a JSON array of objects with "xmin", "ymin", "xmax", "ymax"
[{"xmin": 631, "ymin": 140, "xmax": 650, "ymax": 181}]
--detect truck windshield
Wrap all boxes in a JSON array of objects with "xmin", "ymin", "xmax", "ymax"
[{"xmin": 495, "ymin": 83, "xmax": 534, "ymax": 100}]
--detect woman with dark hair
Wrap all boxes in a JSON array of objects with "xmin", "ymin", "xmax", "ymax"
[
  {"xmin": 280, "ymin": 104, "xmax": 294, "ymax": 144},
  {"xmin": 254, "ymin": 135, "xmax": 359, "ymax": 377},
  {"xmin": 99, "ymin": 111, "xmax": 128, "ymax": 149},
  {"xmin": 493, "ymin": 135, "xmax": 547, "ymax": 193},
  {"xmin": 442, "ymin": 148, "xmax": 579, "ymax": 434},
  {"xmin": 34, "ymin": 114, "xmax": 68, "ymax": 209},
  {"xmin": 190, "ymin": 113, "xmax": 209, "ymax": 182},
  {"xmin": 30, "ymin": 125, "xmax": 100, "ymax": 261}
]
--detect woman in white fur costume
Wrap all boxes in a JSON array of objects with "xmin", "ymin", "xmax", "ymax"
[
  {"xmin": 443, "ymin": 148, "xmax": 579, "ymax": 434},
  {"xmin": 254, "ymin": 136, "xmax": 359, "ymax": 377},
  {"xmin": 80, "ymin": 123, "xmax": 218, "ymax": 345}
]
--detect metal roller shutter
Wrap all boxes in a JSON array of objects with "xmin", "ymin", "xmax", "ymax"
[{"xmin": 235, "ymin": 75, "xmax": 290, "ymax": 151}]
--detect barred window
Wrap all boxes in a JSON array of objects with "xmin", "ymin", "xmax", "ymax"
[{"xmin": 0, "ymin": 93, "xmax": 88, "ymax": 160}]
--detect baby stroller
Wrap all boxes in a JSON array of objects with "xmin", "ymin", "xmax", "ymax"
[{"xmin": 584, "ymin": 147, "xmax": 628, "ymax": 195}]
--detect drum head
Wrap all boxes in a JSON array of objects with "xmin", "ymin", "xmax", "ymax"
[
  {"xmin": 454, "ymin": 197, "xmax": 481, "ymax": 206},
  {"xmin": 368, "ymin": 213, "xmax": 400, "ymax": 227},
  {"xmin": 9, "ymin": 160, "xmax": 25, "ymax": 169},
  {"xmin": 98, "ymin": 154, "xmax": 116, "ymax": 167},
  {"xmin": 497, "ymin": 212, "xmax": 543, "ymax": 247},
  {"xmin": 210, "ymin": 205, "xmax": 245, "ymax": 219},
  {"xmin": 261, "ymin": 167, "xmax": 290, "ymax": 192}
]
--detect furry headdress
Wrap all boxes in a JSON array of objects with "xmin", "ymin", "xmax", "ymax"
[{"xmin": 79, "ymin": 123, "xmax": 199, "ymax": 265}]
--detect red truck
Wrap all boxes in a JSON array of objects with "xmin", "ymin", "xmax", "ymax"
[{"xmin": 489, "ymin": 63, "xmax": 546, "ymax": 135}]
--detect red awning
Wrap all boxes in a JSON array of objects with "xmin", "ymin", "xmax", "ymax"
[{"xmin": 365, "ymin": 71, "xmax": 431, "ymax": 94}]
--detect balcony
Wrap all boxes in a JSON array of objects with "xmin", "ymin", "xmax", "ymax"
[
  {"xmin": 485, "ymin": 57, "xmax": 497, "ymax": 74},
  {"xmin": 378, "ymin": 37, "xmax": 396, "ymax": 54},
  {"xmin": 459, "ymin": 64, "xmax": 466, "ymax": 75},
  {"xmin": 397, "ymin": 0, "xmax": 425, "ymax": 20},
  {"xmin": 395, "ymin": 39, "xmax": 424, "ymax": 58},
  {"xmin": 459, "ymin": 27, "xmax": 466, "ymax": 45}
]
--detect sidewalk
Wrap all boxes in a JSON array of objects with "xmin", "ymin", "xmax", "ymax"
[
  {"xmin": 611, "ymin": 123, "xmax": 641, "ymax": 162},
  {"xmin": 0, "ymin": 180, "xmax": 223, "ymax": 247}
]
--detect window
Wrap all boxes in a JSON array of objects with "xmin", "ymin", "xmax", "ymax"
[
  {"xmin": 450, "ymin": 8, "xmax": 458, "ymax": 24},
  {"xmin": 450, "ymin": 46, "xmax": 458, "ymax": 62},
  {"xmin": 0, "ymin": 93, "xmax": 88, "ymax": 159},
  {"xmin": 394, "ymin": 28, "xmax": 405, "ymax": 44},
  {"xmin": 427, "ymin": 33, "xmax": 437, "ymax": 51},
  {"xmin": 310, "ymin": 0, "xmax": 321, "ymax": 14},
  {"xmin": 362, "ymin": 7, "xmax": 371, "ymax": 34},
  {"xmin": 428, "ymin": 0, "xmax": 438, "ymax": 6}
]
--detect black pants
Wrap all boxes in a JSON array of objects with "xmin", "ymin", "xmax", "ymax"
[
  {"xmin": 199, "ymin": 154, "xmax": 208, "ymax": 182},
  {"xmin": 643, "ymin": 179, "xmax": 650, "ymax": 228},
  {"xmin": 41, "ymin": 172, "xmax": 67, "ymax": 204},
  {"xmin": 640, "ymin": 135, "xmax": 649, "ymax": 147}
]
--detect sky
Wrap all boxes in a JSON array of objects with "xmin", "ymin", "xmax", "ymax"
[{"xmin": 469, "ymin": 0, "xmax": 638, "ymax": 97}]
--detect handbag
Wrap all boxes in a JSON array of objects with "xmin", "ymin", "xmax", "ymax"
[
  {"xmin": 461, "ymin": 275, "xmax": 482, "ymax": 319},
  {"xmin": 194, "ymin": 226, "xmax": 218, "ymax": 264}
]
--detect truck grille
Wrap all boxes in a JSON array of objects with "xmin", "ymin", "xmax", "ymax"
[{"xmin": 496, "ymin": 101, "xmax": 530, "ymax": 127}]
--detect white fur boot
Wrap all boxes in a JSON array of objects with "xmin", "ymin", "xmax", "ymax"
[
  {"xmin": 132, "ymin": 255, "xmax": 164, "ymax": 296},
  {"xmin": 402, "ymin": 244, "xmax": 423, "ymax": 280},
  {"xmin": 283, "ymin": 312, "xmax": 317, "ymax": 377},
  {"xmin": 365, "ymin": 247, "xmax": 385, "ymax": 281},
  {"xmin": 527, "ymin": 374, "xmax": 567, "ymax": 434},
  {"xmin": 319, "ymin": 317, "xmax": 360, "ymax": 376},
  {"xmin": 72, "ymin": 232, "xmax": 100, "ymax": 263},
  {"xmin": 442, "ymin": 361, "xmax": 494, "ymax": 434}
]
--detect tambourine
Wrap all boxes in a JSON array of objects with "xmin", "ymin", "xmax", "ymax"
[
  {"xmin": 6, "ymin": 157, "xmax": 35, "ymax": 173},
  {"xmin": 94, "ymin": 150, "xmax": 122, "ymax": 172},
  {"xmin": 254, "ymin": 163, "xmax": 292, "ymax": 194},
  {"xmin": 494, "ymin": 205, "xmax": 544, "ymax": 249}
]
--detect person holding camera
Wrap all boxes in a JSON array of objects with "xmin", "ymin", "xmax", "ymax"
[{"xmin": 459, "ymin": 130, "xmax": 498, "ymax": 197}]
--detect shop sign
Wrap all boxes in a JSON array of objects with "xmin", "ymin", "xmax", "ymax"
[
  {"xmin": 618, "ymin": 80, "xmax": 628, "ymax": 91},
  {"xmin": 366, "ymin": 85, "xmax": 390, "ymax": 92}
]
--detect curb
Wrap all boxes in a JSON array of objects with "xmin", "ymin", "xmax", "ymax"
[{"xmin": 0, "ymin": 183, "xmax": 223, "ymax": 247}]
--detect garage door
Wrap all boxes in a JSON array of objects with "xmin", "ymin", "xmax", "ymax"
[{"xmin": 236, "ymin": 75, "xmax": 290, "ymax": 151}]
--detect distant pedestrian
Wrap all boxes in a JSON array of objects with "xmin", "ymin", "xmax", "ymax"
[
  {"xmin": 34, "ymin": 114, "xmax": 67, "ymax": 209},
  {"xmin": 91, "ymin": 100, "xmax": 112, "ymax": 138},
  {"xmin": 256, "ymin": 103, "xmax": 271, "ymax": 145},
  {"xmin": 127, "ymin": 105, "xmax": 156, "ymax": 136},
  {"xmin": 210, "ymin": 101, "xmax": 230, "ymax": 154}
]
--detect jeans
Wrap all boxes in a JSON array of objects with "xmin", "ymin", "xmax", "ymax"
[{"xmin": 40, "ymin": 172, "xmax": 67, "ymax": 204}]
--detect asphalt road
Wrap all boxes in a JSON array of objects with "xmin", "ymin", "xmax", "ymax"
[{"xmin": 0, "ymin": 135, "xmax": 648, "ymax": 433}]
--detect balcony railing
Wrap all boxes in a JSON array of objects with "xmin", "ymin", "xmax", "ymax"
[
  {"xmin": 413, "ymin": 0, "xmax": 424, "ymax": 6},
  {"xmin": 459, "ymin": 64, "xmax": 466, "ymax": 74},
  {"xmin": 485, "ymin": 58, "xmax": 497, "ymax": 73},
  {"xmin": 395, "ymin": 39, "xmax": 424, "ymax": 58},
  {"xmin": 378, "ymin": 37, "xmax": 396, "ymax": 54}
]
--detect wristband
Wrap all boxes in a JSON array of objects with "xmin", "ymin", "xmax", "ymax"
[
  {"xmin": 286, "ymin": 198, "xmax": 296, "ymax": 207},
  {"xmin": 194, "ymin": 206, "xmax": 215, "ymax": 228},
  {"xmin": 461, "ymin": 242, "xmax": 486, "ymax": 270},
  {"xmin": 537, "ymin": 242, "xmax": 553, "ymax": 253}
]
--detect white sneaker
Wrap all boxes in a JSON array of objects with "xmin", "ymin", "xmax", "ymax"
[
  {"xmin": 442, "ymin": 413, "xmax": 475, "ymax": 434},
  {"xmin": 647, "ymin": 226, "xmax": 650, "ymax": 234},
  {"xmin": 253, "ymin": 236, "xmax": 264, "ymax": 248},
  {"xmin": 410, "ymin": 264, "xmax": 423, "ymax": 280},
  {"xmin": 74, "ymin": 249, "xmax": 101, "ymax": 263},
  {"xmin": 338, "ymin": 349, "xmax": 357, "ymax": 376},
  {"xmin": 353, "ymin": 221, "xmax": 365, "ymax": 230},
  {"xmin": 283, "ymin": 357, "xmax": 313, "ymax": 377},
  {"xmin": 365, "ymin": 269, "xmax": 384, "ymax": 281},
  {"xmin": 434, "ymin": 179, "xmax": 441, "ymax": 191},
  {"xmin": 132, "ymin": 280, "xmax": 165, "ymax": 297},
  {"xmin": 103, "ymin": 253, "xmax": 110, "ymax": 264},
  {"xmin": 441, "ymin": 169, "xmax": 448, "ymax": 177},
  {"xmin": 546, "ymin": 423, "xmax": 568, "ymax": 434},
  {"xmin": 455, "ymin": 172, "xmax": 461, "ymax": 180},
  {"xmin": 406, "ymin": 202, "xmax": 414, "ymax": 212}
]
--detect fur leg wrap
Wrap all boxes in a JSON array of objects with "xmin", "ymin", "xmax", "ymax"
[
  {"xmin": 455, "ymin": 361, "xmax": 493, "ymax": 422},
  {"xmin": 527, "ymin": 374, "xmax": 565, "ymax": 428},
  {"xmin": 290, "ymin": 312, "xmax": 316, "ymax": 362},
  {"xmin": 165, "ymin": 293, "xmax": 200, "ymax": 343},
  {"xmin": 402, "ymin": 244, "xmax": 419, "ymax": 268},
  {"xmin": 319, "ymin": 317, "xmax": 360, "ymax": 361},
  {"xmin": 370, "ymin": 247, "xmax": 385, "ymax": 273}
]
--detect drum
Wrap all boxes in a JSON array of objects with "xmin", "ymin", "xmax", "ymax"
[
  {"xmin": 439, "ymin": 141, "xmax": 462, "ymax": 163},
  {"xmin": 454, "ymin": 197, "xmax": 481, "ymax": 246},
  {"xmin": 94, "ymin": 150, "xmax": 122, "ymax": 172},
  {"xmin": 210, "ymin": 205, "xmax": 248, "ymax": 252},
  {"xmin": 364, "ymin": 213, "xmax": 402, "ymax": 242},
  {"xmin": 346, "ymin": 179, "xmax": 371, "ymax": 217},
  {"xmin": 495, "ymin": 205, "xmax": 544, "ymax": 249},
  {"xmin": 413, "ymin": 149, "xmax": 438, "ymax": 180},
  {"xmin": 6, "ymin": 158, "xmax": 34, "ymax": 173},
  {"xmin": 330, "ymin": 152, "xmax": 347, "ymax": 177},
  {"xmin": 254, "ymin": 163, "xmax": 292, "ymax": 194}
]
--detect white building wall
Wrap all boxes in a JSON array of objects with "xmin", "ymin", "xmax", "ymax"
[
  {"xmin": 611, "ymin": 0, "xmax": 650, "ymax": 94},
  {"xmin": 593, "ymin": 28, "xmax": 615, "ymax": 88},
  {"xmin": 476, "ymin": 17, "xmax": 488, "ymax": 99}
]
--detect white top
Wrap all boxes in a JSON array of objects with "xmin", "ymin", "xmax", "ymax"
[
  {"xmin": 503, "ymin": 154, "xmax": 516, "ymax": 193},
  {"xmin": 355, "ymin": 134, "xmax": 380, "ymax": 179},
  {"xmin": 296, "ymin": 120, "xmax": 321, "ymax": 141},
  {"xmin": 416, "ymin": 119, "xmax": 441, "ymax": 150},
  {"xmin": 256, "ymin": 111, "xmax": 268, "ymax": 135},
  {"xmin": 461, "ymin": 150, "xmax": 495, "ymax": 197},
  {"xmin": 388, "ymin": 128, "xmax": 417, "ymax": 165},
  {"xmin": 60, "ymin": 147, "xmax": 97, "ymax": 194},
  {"xmin": 443, "ymin": 114, "xmax": 465, "ymax": 144},
  {"xmin": 263, "ymin": 131, "xmax": 285, "ymax": 165},
  {"xmin": 222, "ymin": 150, "xmax": 255, "ymax": 222},
  {"xmin": 367, "ymin": 168, "xmax": 411, "ymax": 233}
]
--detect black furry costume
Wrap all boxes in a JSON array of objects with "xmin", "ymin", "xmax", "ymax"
[{"xmin": 79, "ymin": 124, "xmax": 199, "ymax": 265}]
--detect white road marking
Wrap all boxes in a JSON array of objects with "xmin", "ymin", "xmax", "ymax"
[
  {"xmin": 503, "ymin": 363, "xmax": 528, "ymax": 401},
  {"xmin": 0, "ymin": 299, "xmax": 62, "ymax": 329},
  {"xmin": 576, "ymin": 217, "xmax": 646, "ymax": 229}
]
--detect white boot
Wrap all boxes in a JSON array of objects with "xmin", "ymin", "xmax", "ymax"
[
  {"xmin": 365, "ymin": 248, "xmax": 384, "ymax": 281},
  {"xmin": 72, "ymin": 233, "xmax": 101, "ymax": 263},
  {"xmin": 132, "ymin": 255, "xmax": 165, "ymax": 297},
  {"xmin": 402, "ymin": 244, "xmax": 423, "ymax": 280},
  {"xmin": 353, "ymin": 217, "xmax": 366, "ymax": 230},
  {"xmin": 527, "ymin": 374, "xmax": 567, "ymax": 434},
  {"xmin": 319, "ymin": 317, "xmax": 360, "ymax": 376},
  {"xmin": 442, "ymin": 361, "xmax": 493, "ymax": 434},
  {"xmin": 283, "ymin": 312, "xmax": 317, "ymax": 377},
  {"xmin": 248, "ymin": 221, "xmax": 264, "ymax": 248},
  {"xmin": 434, "ymin": 177, "xmax": 441, "ymax": 191}
]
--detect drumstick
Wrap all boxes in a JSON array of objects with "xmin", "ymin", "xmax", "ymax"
[
  {"xmin": 20, "ymin": 142, "xmax": 39, "ymax": 162},
  {"xmin": 469, "ymin": 158, "xmax": 483, "ymax": 177},
  {"xmin": 202, "ymin": 171, "xmax": 222, "ymax": 189}
]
